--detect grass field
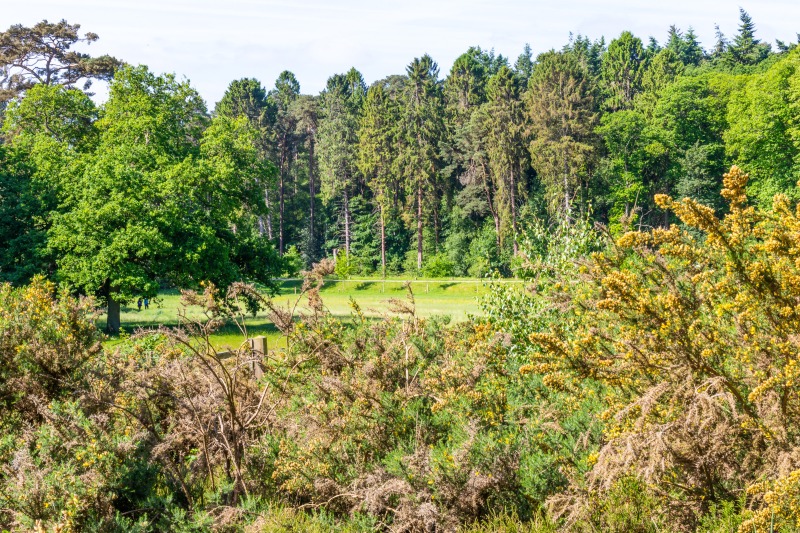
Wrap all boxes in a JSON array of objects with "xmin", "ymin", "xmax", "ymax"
[{"xmin": 102, "ymin": 278, "xmax": 514, "ymax": 350}]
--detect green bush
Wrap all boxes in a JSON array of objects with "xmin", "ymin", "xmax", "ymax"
[
  {"xmin": 282, "ymin": 244, "xmax": 304, "ymax": 277},
  {"xmin": 422, "ymin": 252, "xmax": 456, "ymax": 278}
]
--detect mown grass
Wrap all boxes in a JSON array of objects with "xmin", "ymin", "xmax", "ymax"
[{"xmin": 102, "ymin": 278, "xmax": 513, "ymax": 349}]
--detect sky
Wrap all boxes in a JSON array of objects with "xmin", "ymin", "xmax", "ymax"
[{"xmin": 4, "ymin": 0, "xmax": 800, "ymax": 106}]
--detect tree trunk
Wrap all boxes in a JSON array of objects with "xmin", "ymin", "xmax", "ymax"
[
  {"xmin": 380, "ymin": 202, "xmax": 386, "ymax": 278},
  {"xmin": 433, "ymin": 202, "xmax": 440, "ymax": 253},
  {"xmin": 264, "ymin": 189, "xmax": 273, "ymax": 240},
  {"xmin": 308, "ymin": 135, "xmax": 315, "ymax": 258},
  {"xmin": 417, "ymin": 183, "xmax": 423, "ymax": 270},
  {"xmin": 563, "ymin": 155, "xmax": 571, "ymax": 219},
  {"xmin": 510, "ymin": 167, "xmax": 518, "ymax": 256},
  {"xmin": 343, "ymin": 188, "xmax": 351, "ymax": 255},
  {"xmin": 483, "ymin": 174, "xmax": 501, "ymax": 251},
  {"xmin": 105, "ymin": 282, "xmax": 121, "ymax": 333},
  {"xmin": 279, "ymin": 137, "xmax": 288, "ymax": 256},
  {"xmin": 279, "ymin": 171, "xmax": 285, "ymax": 256}
]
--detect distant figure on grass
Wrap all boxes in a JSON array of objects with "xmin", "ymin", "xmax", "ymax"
[
  {"xmin": 137, "ymin": 297, "xmax": 142, "ymax": 311},
  {"xmin": 143, "ymin": 297, "xmax": 149, "ymax": 310}
]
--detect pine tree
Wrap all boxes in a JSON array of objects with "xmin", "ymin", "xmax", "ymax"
[
  {"xmin": 401, "ymin": 55, "xmax": 444, "ymax": 270},
  {"xmin": 526, "ymin": 51, "xmax": 598, "ymax": 218},
  {"xmin": 317, "ymin": 69, "xmax": 366, "ymax": 257},
  {"xmin": 712, "ymin": 24, "xmax": 727, "ymax": 59},
  {"xmin": 728, "ymin": 8, "xmax": 771, "ymax": 65},
  {"xmin": 291, "ymin": 94, "xmax": 320, "ymax": 265},
  {"xmin": 666, "ymin": 26, "xmax": 703, "ymax": 66},
  {"xmin": 215, "ymin": 78, "xmax": 275, "ymax": 240},
  {"xmin": 480, "ymin": 66, "xmax": 528, "ymax": 254},
  {"xmin": 602, "ymin": 31, "xmax": 647, "ymax": 111},
  {"xmin": 358, "ymin": 82, "xmax": 400, "ymax": 276},
  {"xmin": 268, "ymin": 71, "xmax": 301, "ymax": 255},
  {"xmin": 514, "ymin": 43, "xmax": 534, "ymax": 85}
]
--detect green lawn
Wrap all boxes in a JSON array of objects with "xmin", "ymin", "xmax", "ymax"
[{"xmin": 102, "ymin": 278, "xmax": 512, "ymax": 350}]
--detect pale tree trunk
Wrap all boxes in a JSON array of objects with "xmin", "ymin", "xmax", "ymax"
[
  {"xmin": 343, "ymin": 188, "xmax": 351, "ymax": 255},
  {"xmin": 482, "ymin": 172, "xmax": 502, "ymax": 250},
  {"xmin": 264, "ymin": 189, "xmax": 273, "ymax": 240},
  {"xmin": 416, "ymin": 183, "xmax": 423, "ymax": 270},
  {"xmin": 278, "ymin": 137, "xmax": 288, "ymax": 256},
  {"xmin": 279, "ymin": 171, "xmax": 285, "ymax": 256},
  {"xmin": 380, "ymin": 202, "xmax": 386, "ymax": 278},
  {"xmin": 510, "ymin": 167, "xmax": 518, "ymax": 256},
  {"xmin": 308, "ymin": 136, "xmax": 315, "ymax": 254}
]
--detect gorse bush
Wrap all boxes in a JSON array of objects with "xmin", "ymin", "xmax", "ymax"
[
  {"xmin": 516, "ymin": 166, "xmax": 800, "ymax": 531},
  {"xmin": 4, "ymin": 166, "xmax": 800, "ymax": 531}
]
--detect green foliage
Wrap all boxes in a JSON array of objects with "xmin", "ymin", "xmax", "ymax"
[
  {"xmin": 421, "ymin": 252, "xmax": 455, "ymax": 278},
  {"xmin": 725, "ymin": 48, "xmax": 800, "ymax": 205},
  {"xmin": 282, "ymin": 245, "xmax": 303, "ymax": 277},
  {"xmin": 0, "ymin": 19, "xmax": 121, "ymax": 103},
  {"xmin": 727, "ymin": 8, "xmax": 772, "ymax": 66},
  {"xmin": 400, "ymin": 54, "xmax": 445, "ymax": 270},
  {"xmin": 39, "ymin": 66, "xmax": 280, "ymax": 331},
  {"xmin": 666, "ymin": 25, "xmax": 704, "ymax": 67},
  {"xmin": 334, "ymin": 251, "xmax": 358, "ymax": 278},
  {"xmin": 4, "ymin": 9, "xmax": 800, "ymax": 532},
  {"xmin": 4, "ymin": 83, "xmax": 98, "ymax": 148},
  {"xmin": 0, "ymin": 84, "xmax": 97, "ymax": 285},
  {"xmin": 595, "ymin": 109, "xmax": 649, "ymax": 231},
  {"xmin": 602, "ymin": 31, "xmax": 648, "ymax": 111},
  {"xmin": 527, "ymin": 49, "xmax": 598, "ymax": 218}
]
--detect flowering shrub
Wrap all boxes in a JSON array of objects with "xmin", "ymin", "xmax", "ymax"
[
  {"xmin": 6, "ymin": 167, "xmax": 800, "ymax": 531},
  {"xmin": 518, "ymin": 167, "xmax": 800, "ymax": 531}
]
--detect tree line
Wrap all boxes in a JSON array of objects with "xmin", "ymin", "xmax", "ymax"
[
  {"xmin": 1, "ymin": 11, "xmax": 800, "ymax": 325},
  {"xmin": 212, "ymin": 7, "xmax": 799, "ymax": 279}
]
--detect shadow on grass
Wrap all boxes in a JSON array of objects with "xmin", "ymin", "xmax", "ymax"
[{"xmin": 102, "ymin": 311, "xmax": 396, "ymax": 346}]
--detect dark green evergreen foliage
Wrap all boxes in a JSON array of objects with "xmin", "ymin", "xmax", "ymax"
[
  {"xmin": 0, "ymin": 146, "xmax": 49, "ymax": 284},
  {"xmin": 318, "ymin": 68, "xmax": 366, "ymax": 258},
  {"xmin": 666, "ymin": 25, "xmax": 704, "ymax": 66},
  {"xmin": 527, "ymin": 49, "xmax": 598, "ymax": 218},
  {"xmin": 562, "ymin": 33, "xmax": 606, "ymax": 78},
  {"xmin": 728, "ymin": 8, "xmax": 772, "ymax": 66},
  {"xmin": 602, "ymin": 31, "xmax": 648, "ymax": 111},
  {"xmin": 348, "ymin": 194, "xmax": 380, "ymax": 273},
  {"xmin": 514, "ymin": 43, "xmax": 534, "ymax": 84},
  {"xmin": 675, "ymin": 142, "xmax": 726, "ymax": 210},
  {"xmin": 401, "ymin": 54, "xmax": 446, "ymax": 270},
  {"xmin": 712, "ymin": 24, "xmax": 728, "ymax": 59},
  {"xmin": 215, "ymin": 77, "xmax": 270, "ymax": 125}
]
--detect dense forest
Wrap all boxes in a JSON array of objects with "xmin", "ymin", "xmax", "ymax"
[{"xmin": 2, "ymin": 9, "xmax": 800, "ymax": 533}]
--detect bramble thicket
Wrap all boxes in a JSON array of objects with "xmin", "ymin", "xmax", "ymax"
[{"xmin": 2, "ymin": 11, "xmax": 800, "ymax": 533}]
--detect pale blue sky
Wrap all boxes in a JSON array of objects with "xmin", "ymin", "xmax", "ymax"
[{"xmin": 5, "ymin": 1, "xmax": 799, "ymax": 106}]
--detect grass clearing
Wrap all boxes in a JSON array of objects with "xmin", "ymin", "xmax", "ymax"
[{"xmin": 102, "ymin": 278, "xmax": 515, "ymax": 350}]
